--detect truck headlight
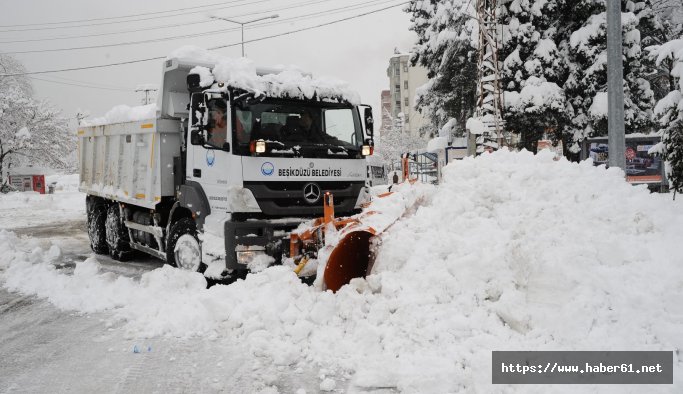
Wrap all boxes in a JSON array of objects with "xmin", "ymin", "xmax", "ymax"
[
  {"xmin": 255, "ymin": 139, "xmax": 266, "ymax": 153},
  {"xmin": 362, "ymin": 145, "xmax": 373, "ymax": 156},
  {"xmin": 235, "ymin": 245, "xmax": 266, "ymax": 265}
]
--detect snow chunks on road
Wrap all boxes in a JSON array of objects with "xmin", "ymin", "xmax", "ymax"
[{"xmin": 2, "ymin": 149, "xmax": 683, "ymax": 392}]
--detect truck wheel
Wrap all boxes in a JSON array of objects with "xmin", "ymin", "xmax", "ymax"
[
  {"xmin": 88, "ymin": 203, "xmax": 109, "ymax": 254},
  {"xmin": 167, "ymin": 218, "xmax": 205, "ymax": 272},
  {"xmin": 105, "ymin": 204, "xmax": 130, "ymax": 261}
]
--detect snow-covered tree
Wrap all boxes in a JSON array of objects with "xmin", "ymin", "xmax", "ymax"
[
  {"xmin": 376, "ymin": 110, "xmax": 426, "ymax": 164},
  {"xmin": 499, "ymin": 0, "xmax": 570, "ymax": 151},
  {"xmin": 564, "ymin": 0, "xmax": 661, "ymax": 149},
  {"xmin": 408, "ymin": 0, "xmax": 666, "ymax": 157},
  {"xmin": 649, "ymin": 37, "xmax": 683, "ymax": 196},
  {"xmin": 0, "ymin": 55, "xmax": 75, "ymax": 184},
  {"xmin": 407, "ymin": 0, "xmax": 478, "ymax": 135}
]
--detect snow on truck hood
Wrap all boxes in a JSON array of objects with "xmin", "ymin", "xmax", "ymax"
[
  {"xmin": 2, "ymin": 150, "xmax": 683, "ymax": 391},
  {"xmin": 170, "ymin": 45, "xmax": 361, "ymax": 105}
]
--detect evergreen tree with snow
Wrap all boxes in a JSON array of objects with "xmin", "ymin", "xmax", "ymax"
[
  {"xmin": 407, "ymin": 0, "xmax": 478, "ymax": 136},
  {"xmin": 499, "ymin": 0, "xmax": 570, "ymax": 151},
  {"xmin": 649, "ymin": 37, "xmax": 683, "ymax": 196},
  {"xmin": 408, "ymin": 0, "xmax": 666, "ymax": 158},
  {"xmin": 564, "ymin": 0, "xmax": 660, "ymax": 152}
]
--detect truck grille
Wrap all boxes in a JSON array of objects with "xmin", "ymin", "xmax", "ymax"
[{"xmin": 243, "ymin": 181, "xmax": 365, "ymax": 216}]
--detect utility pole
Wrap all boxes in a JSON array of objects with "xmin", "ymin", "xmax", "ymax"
[
  {"xmin": 474, "ymin": 0, "xmax": 504, "ymax": 154},
  {"xmin": 606, "ymin": 0, "xmax": 626, "ymax": 170},
  {"xmin": 210, "ymin": 14, "xmax": 279, "ymax": 57},
  {"xmin": 135, "ymin": 85, "xmax": 158, "ymax": 105}
]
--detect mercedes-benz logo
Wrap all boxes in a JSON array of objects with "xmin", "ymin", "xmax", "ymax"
[{"xmin": 303, "ymin": 182, "xmax": 321, "ymax": 204}]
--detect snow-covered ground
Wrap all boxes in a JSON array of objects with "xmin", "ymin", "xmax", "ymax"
[
  {"xmin": 0, "ymin": 174, "xmax": 82, "ymax": 231},
  {"xmin": 1, "ymin": 151, "xmax": 682, "ymax": 393}
]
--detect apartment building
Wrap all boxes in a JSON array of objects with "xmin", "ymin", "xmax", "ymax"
[{"xmin": 386, "ymin": 52, "xmax": 429, "ymax": 136}]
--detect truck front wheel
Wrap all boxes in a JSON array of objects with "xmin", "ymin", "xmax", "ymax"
[
  {"xmin": 87, "ymin": 203, "xmax": 109, "ymax": 254},
  {"xmin": 167, "ymin": 218, "xmax": 204, "ymax": 272}
]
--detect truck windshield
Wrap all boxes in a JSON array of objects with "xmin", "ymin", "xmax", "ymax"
[{"xmin": 232, "ymin": 99, "xmax": 363, "ymax": 157}]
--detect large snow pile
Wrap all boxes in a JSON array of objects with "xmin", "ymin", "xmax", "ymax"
[
  {"xmin": 170, "ymin": 45, "xmax": 361, "ymax": 105},
  {"xmin": 2, "ymin": 150, "xmax": 682, "ymax": 392}
]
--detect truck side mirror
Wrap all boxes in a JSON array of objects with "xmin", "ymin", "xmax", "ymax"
[
  {"xmin": 364, "ymin": 107, "xmax": 374, "ymax": 136},
  {"xmin": 190, "ymin": 129, "xmax": 206, "ymax": 145},
  {"xmin": 190, "ymin": 92, "xmax": 206, "ymax": 127},
  {"xmin": 189, "ymin": 92, "xmax": 208, "ymax": 145},
  {"xmin": 187, "ymin": 74, "xmax": 201, "ymax": 91}
]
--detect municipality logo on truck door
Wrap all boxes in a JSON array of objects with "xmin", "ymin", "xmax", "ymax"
[{"xmin": 261, "ymin": 162, "xmax": 274, "ymax": 176}]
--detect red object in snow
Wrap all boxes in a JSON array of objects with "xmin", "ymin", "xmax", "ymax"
[{"xmin": 8, "ymin": 172, "xmax": 46, "ymax": 194}]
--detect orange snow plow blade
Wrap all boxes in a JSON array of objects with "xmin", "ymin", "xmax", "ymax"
[
  {"xmin": 323, "ymin": 229, "xmax": 375, "ymax": 292},
  {"xmin": 289, "ymin": 180, "xmax": 423, "ymax": 292}
]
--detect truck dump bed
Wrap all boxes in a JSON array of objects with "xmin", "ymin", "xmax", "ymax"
[{"xmin": 78, "ymin": 118, "xmax": 181, "ymax": 209}]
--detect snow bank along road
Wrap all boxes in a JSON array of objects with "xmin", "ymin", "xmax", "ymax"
[{"xmin": 1, "ymin": 151, "xmax": 682, "ymax": 393}]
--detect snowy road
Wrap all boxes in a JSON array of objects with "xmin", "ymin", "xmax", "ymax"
[
  {"xmin": 0, "ymin": 284, "xmax": 287, "ymax": 394},
  {"xmin": 0, "ymin": 185, "xmax": 320, "ymax": 393}
]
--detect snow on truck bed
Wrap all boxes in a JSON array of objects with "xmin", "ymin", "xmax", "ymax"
[
  {"xmin": 80, "ymin": 103, "xmax": 156, "ymax": 127},
  {"xmin": 2, "ymin": 150, "xmax": 682, "ymax": 392}
]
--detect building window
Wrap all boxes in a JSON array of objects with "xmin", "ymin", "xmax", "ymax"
[
  {"xmin": 404, "ymin": 80, "xmax": 408, "ymax": 89},
  {"xmin": 395, "ymin": 101, "xmax": 401, "ymax": 110},
  {"xmin": 394, "ymin": 84, "xmax": 400, "ymax": 94},
  {"xmin": 394, "ymin": 64, "xmax": 400, "ymax": 76},
  {"xmin": 404, "ymin": 97, "xmax": 409, "ymax": 107},
  {"xmin": 405, "ymin": 114, "xmax": 410, "ymax": 123},
  {"xmin": 403, "ymin": 64, "xmax": 408, "ymax": 73}
]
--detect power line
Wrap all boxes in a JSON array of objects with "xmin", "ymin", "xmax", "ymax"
[
  {"xmin": 0, "ymin": 0, "xmax": 335, "ymax": 44},
  {"xmin": 1, "ymin": 27, "xmax": 242, "ymax": 55},
  {"xmin": 0, "ymin": 2, "xmax": 408, "ymax": 77},
  {"xmin": 0, "ymin": 0, "xmax": 266, "ymax": 33},
  {"xmin": 0, "ymin": 0, "xmax": 246, "ymax": 27},
  {"xmin": 0, "ymin": 0, "xmax": 398, "ymax": 55},
  {"xmin": 29, "ymin": 76, "xmax": 133, "ymax": 91},
  {"xmin": 34, "ymin": 74, "xmax": 130, "ymax": 89}
]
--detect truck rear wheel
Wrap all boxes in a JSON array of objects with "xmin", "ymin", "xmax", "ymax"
[
  {"xmin": 87, "ymin": 203, "xmax": 109, "ymax": 254},
  {"xmin": 167, "ymin": 218, "xmax": 205, "ymax": 272},
  {"xmin": 105, "ymin": 204, "xmax": 130, "ymax": 261}
]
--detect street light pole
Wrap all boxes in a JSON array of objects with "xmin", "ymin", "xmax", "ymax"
[
  {"xmin": 606, "ymin": 0, "xmax": 626, "ymax": 171},
  {"xmin": 210, "ymin": 14, "xmax": 279, "ymax": 57}
]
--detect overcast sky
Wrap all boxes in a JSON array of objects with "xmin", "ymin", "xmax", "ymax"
[{"xmin": 1, "ymin": 0, "xmax": 415, "ymax": 126}]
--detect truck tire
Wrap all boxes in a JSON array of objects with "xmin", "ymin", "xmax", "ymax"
[
  {"xmin": 105, "ymin": 204, "xmax": 130, "ymax": 261},
  {"xmin": 87, "ymin": 203, "xmax": 109, "ymax": 254},
  {"xmin": 167, "ymin": 218, "xmax": 205, "ymax": 273}
]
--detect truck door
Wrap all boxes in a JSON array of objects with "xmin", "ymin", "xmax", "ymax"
[{"xmin": 187, "ymin": 92, "xmax": 233, "ymax": 213}]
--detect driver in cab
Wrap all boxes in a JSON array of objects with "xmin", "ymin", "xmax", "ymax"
[
  {"xmin": 284, "ymin": 109, "xmax": 326, "ymax": 143},
  {"xmin": 207, "ymin": 100, "xmax": 228, "ymax": 147}
]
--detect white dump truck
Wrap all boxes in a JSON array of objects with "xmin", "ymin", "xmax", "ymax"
[{"xmin": 79, "ymin": 52, "xmax": 375, "ymax": 280}]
